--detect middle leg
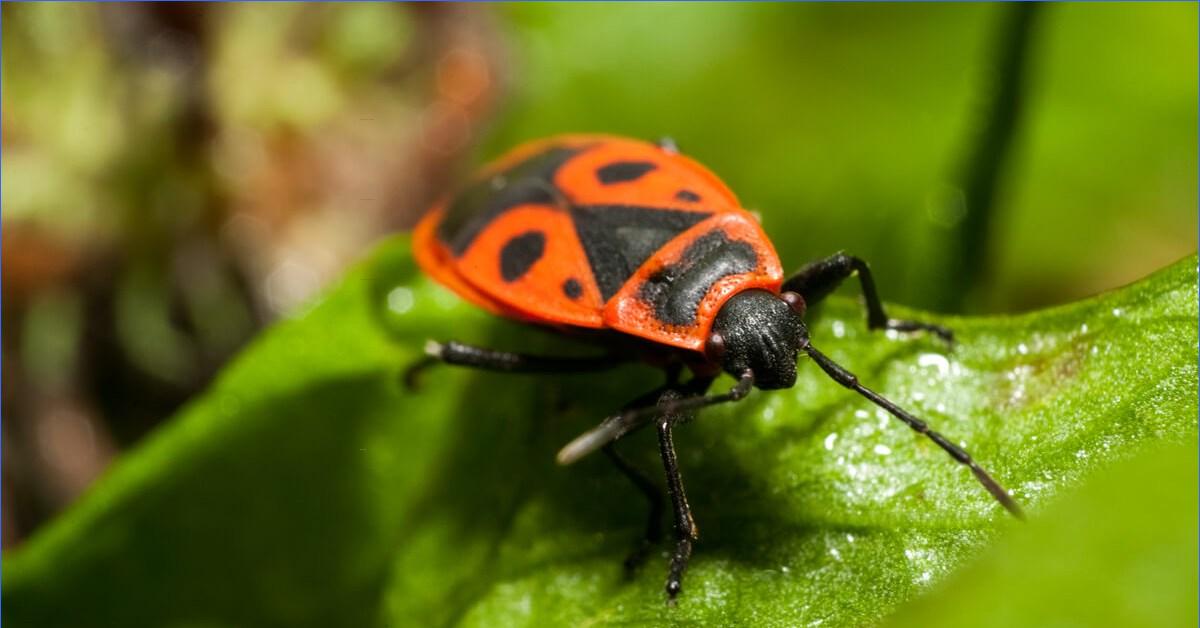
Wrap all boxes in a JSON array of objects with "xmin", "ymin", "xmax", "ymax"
[{"xmin": 602, "ymin": 443, "xmax": 663, "ymax": 575}]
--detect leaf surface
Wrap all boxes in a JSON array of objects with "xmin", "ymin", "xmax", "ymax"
[{"xmin": 3, "ymin": 240, "xmax": 1195, "ymax": 628}]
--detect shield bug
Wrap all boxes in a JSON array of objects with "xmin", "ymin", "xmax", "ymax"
[{"xmin": 409, "ymin": 134, "xmax": 1022, "ymax": 601}]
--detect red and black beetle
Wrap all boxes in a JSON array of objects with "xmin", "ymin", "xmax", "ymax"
[{"xmin": 410, "ymin": 134, "xmax": 1021, "ymax": 601}]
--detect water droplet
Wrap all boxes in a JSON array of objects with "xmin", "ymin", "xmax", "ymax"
[
  {"xmin": 831, "ymin": 320, "xmax": 846, "ymax": 338},
  {"xmin": 781, "ymin": 565, "xmax": 791, "ymax": 574},
  {"xmin": 917, "ymin": 353, "xmax": 950, "ymax": 376},
  {"xmin": 824, "ymin": 433, "xmax": 838, "ymax": 451},
  {"xmin": 845, "ymin": 533, "xmax": 856, "ymax": 543},
  {"xmin": 829, "ymin": 547, "xmax": 842, "ymax": 561},
  {"xmin": 387, "ymin": 287, "xmax": 415, "ymax": 314}
]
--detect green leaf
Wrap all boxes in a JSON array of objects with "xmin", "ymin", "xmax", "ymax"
[
  {"xmin": 882, "ymin": 440, "xmax": 1198, "ymax": 628},
  {"xmin": 3, "ymin": 239, "xmax": 1196, "ymax": 628}
]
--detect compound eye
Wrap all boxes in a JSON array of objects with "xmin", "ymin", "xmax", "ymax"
[
  {"xmin": 705, "ymin": 331, "xmax": 727, "ymax": 363},
  {"xmin": 781, "ymin": 291, "xmax": 807, "ymax": 317}
]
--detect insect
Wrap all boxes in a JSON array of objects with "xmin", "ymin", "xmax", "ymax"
[{"xmin": 410, "ymin": 134, "xmax": 1022, "ymax": 602}]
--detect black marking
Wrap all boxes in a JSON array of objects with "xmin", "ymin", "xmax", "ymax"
[
  {"xmin": 562, "ymin": 278, "xmax": 583, "ymax": 300},
  {"xmin": 675, "ymin": 189, "xmax": 701, "ymax": 203},
  {"xmin": 639, "ymin": 230, "xmax": 758, "ymax": 325},
  {"xmin": 439, "ymin": 146, "xmax": 583, "ymax": 256},
  {"xmin": 596, "ymin": 161, "xmax": 657, "ymax": 185},
  {"xmin": 499, "ymin": 231, "xmax": 546, "ymax": 282},
  {"xmin": 570, "ymin": 205, "xmax": 710, "ymax": 301}
]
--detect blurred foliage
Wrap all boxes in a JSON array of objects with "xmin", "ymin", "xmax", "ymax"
[
  {"xmin": 489, "ymin": 3, "xmax": 1197, "ymax": 311},
  {"xmin": 2, "ymin": 238, "xmax": 1196, "ymax": 626},
  {"xmin": 2, "ymin": 2, "xmax": 500, "ymax": 538}
]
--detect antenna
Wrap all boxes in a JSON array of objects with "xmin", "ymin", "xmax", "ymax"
[{"xmin": 805, "ymin": 344, "xmax": 1024, "ymax": 519}]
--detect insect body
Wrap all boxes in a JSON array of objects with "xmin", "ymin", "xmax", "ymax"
[{"xmin": 412, "ymin": 134, "xmax": 1021, "ymax": 602}]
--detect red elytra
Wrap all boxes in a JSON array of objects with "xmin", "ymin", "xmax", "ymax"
[{"xmin": 413, "ymin": 134, "xmax": 782, "ymax": 352}]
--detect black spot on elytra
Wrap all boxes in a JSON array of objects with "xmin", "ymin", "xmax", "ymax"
[
  {"xmin": 639, "ymin": 230, "xmax": 758, "ymax": 325},
  {"xmin": 439, "ymin": 145, "xmax": 584, "ymax": 256},
  {"xmin": 499, "ymin": 231, "xmax": 546, "ymax": 282},
  {"xmin": 675, "ymin": 189, "xmax": 701, "ymax": 202},
  {"xmin": 570, "ymin": 205, "xmax": 710, "ymax": 301},
  {"xmin": 562, "ymin": 278, "xmax": 583, "ymax": 299},
  {"xmin": 596, "ymin": 161, "xmax": 657, "ymax": 185}
]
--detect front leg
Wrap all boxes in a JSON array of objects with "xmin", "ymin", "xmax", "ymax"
[
  {"xmin": 559, "ymin": 375, "xmax": 731, "ymax": 602},
  {"xmin": 782, "ymin": 252, "xmax": 953, "ymax": 342},
  {"xmin": 656, "ymin": 389, "xmax": 698, "ymax": 603},
  {"xmin": 649, "ymin": 373, "xmax": 722, "ymax": 603}
]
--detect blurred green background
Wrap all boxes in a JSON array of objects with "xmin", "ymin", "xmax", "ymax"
[{"xmin": 2, "ymin": 1, "xmax": 1195, "ymax": 553}]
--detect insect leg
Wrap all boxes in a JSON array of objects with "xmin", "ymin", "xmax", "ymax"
[
  {"xmin": 806, "ymin": 343, "xmax": 1024, "ymax": 519},
  {"xmin": 656, "ymin": 388, "xmax": 699, "ymax": 603},
  {"xmin": 594, "ymin": 366, "xmax": 688, "ymax": 574},
  {"xmin": 782, "ymin": 252, "xmax": 953, "ymax": 342},
  {"xmin": 404, "ymin": 340, "xmax": 626, "ymax": 389},
  {"xmin": 602, "ymin": 443, "xmax": 663, "ymax": 575},
  {"xmin": 556, "ymin": 372, "xmax": 745, "ymax": 465}
]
